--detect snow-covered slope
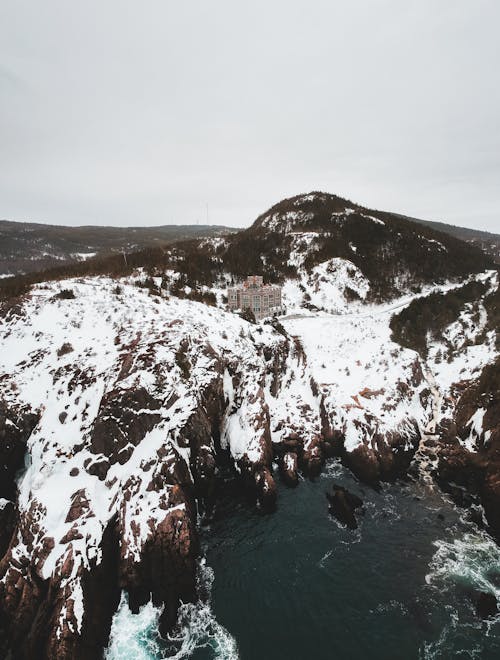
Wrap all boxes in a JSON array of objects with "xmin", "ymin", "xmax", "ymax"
[
  {"xmin": 0, "ymin": 270, "xmax": 460, "ymax": 658},
  {"xmin": 221, "ymin": 191, "xmax": 493, "ymax": 303},
  {"xmin": 0, "ymin": 192, "xmax": 498, "ymax": 659},
  {"xmin": 282, "ymin": 256, "xmax": 370, "ymax": 314},
  {"xmin": 428, "ymin": 272, "xmax": 498, "ymax": 401},
  {"xmin": 0, "ymin": 279, "xmax": 283, "ymax": 657}
]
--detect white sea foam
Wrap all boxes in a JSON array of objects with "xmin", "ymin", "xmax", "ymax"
[
  {"xmin": 422, "ymin": 531, "xmax": 500, "ymax": 659},
  {"xmin": 421, "ymin": 616, "xmax": 484, "ymax": 660},
  {"xmin": 105, "ymin": 594, "xmax": 163, "ymax": 660},
  {"xmin": 105, "ymin": 560, "xmax": 239, "ymax": 660},
  {"xmin": 425, "ymin": 531, "xmax": 500, "ymax": 598}
]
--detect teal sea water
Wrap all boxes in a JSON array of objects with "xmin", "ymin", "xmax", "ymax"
[{"xmin": 106, "ymin": 460, "xmax": 500, "ymax": 659}]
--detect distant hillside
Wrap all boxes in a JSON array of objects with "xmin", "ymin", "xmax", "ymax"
[
  {"xmin": 220, "ymin": 192, "xmax": 494, "ymax": 301},
  {"xmin": 1, "ymin": 194, "xmax": 498, "ymax": 659},
  {"xmin": 395, "ymin": 215, "xmax": 500, "ymax": 264},
  {"xmin": 0, "ymin": 192, "xmax": 495, "ymax": 304},
  {"xmin": 0, "ymin": 220, "xmax": 237, "ymax": 276}
]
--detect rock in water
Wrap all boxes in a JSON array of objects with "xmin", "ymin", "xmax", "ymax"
[
  {"xmin": 281, "ymin": 452, "xmax": 299, "ymax": 487},
  {"xmin": 255, "ymin": 467, "xmax": 277, "ymax": 511},
  {"xmin": 326, "ymin": 484, "xmax": 363, "ymax": 529},
  {"xmin": 476, "ymin": 592, "xmax": 498, "ymax": 619}
]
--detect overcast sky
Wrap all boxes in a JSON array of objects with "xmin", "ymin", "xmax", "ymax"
[{"xmin": 1, "ymin": 1, "xmax": 499, "ymax": 231}]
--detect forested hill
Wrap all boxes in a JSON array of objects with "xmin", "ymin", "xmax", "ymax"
[
  {"xmin": 405, "ymin": 216, "xmax": 500, "ymax": 264},
  {"xmin": 0, "ymin": 219, "xmax": 236, "ymax": 276},
  {"xmin": 222, "ymin": 192, "xmax": 494, "ymax": 301},
  {"xmin": 0, "ymin": 192, "xmax": 495, "ymax": 304}
]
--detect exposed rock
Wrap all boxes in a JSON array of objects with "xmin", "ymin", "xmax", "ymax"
[
  {"xmin": 77, "ymin": 518, "xmax": 121, "ymax": 659},
  {"xmin": 0, "ymin": 400, "xmax": 38, "ymax": 501},
  {"xmin": 326, "ymin": 484, "xmax": 363, "ymax": 529},
  {"xmin": 437, "ymin": 358, "xmax": 500, "ymax": 538},
  {"xmin": 344, "ymin": 425, "xmax": 420, "ymax": 487},
  {"xmin": 60, "ymin": 525, "xmax": 84, "ymax": 544},
  {"xmin": 85, "ymin": 456, "xmax": 110, "ymax": 480},
  {"xmin": 119, "ymin": 485, "xmax": 199, "ymax": 634},
  {"xmin": 476, "ymin": 592, "xmax": 498, "ymax": 619},
  {"xmin": 57, "ymin": 342, "xmax": 74, "ymax": 357},
  {"xmin": 301, "ymin": 435, "xmax": 324, "ymax": 477},
  {"xmin": 90, "ymin": 386, "xmax": 162, "ymax": 469},
  {"xmin": 281, "ymin": 451, "xmax": 298, "ymax": 487},
  {"xmin": 0, "ymin": 499, "xmax": 15, "ymax": 558},
  {"xmin": 255, "ymin": 467, "xmax": 277, "ymax": 510},
  {"xmin": 344, "ymin": 444, "xmax": 381, "ymax": 487},
  {"xmin": 65, "ymin": 489, "xmax": 93, "ymax": 523},
  {"xmin": 182, "ymin": 373, "xmax": 225, "ymax": 504}
]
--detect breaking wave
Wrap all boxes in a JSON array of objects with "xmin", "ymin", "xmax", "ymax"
[
  {"xmin": 425, "ymin": 531, "xmax": 500, "ymax": 598},
  {"xmin": 422, "ymin": 531, "xmax": 500, "ymax": 659},
  {"xmin": 105, "ymin": 559, "xmax": 238, "ymax": 660},
  {"xmin": 105, "ymin": 594, "xmax": 163, "ymax": 660}
]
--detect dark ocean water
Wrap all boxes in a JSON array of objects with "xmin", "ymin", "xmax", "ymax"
[{"xmin": 106, "ymin": 460, "xmax": 500, "ymax": 660}]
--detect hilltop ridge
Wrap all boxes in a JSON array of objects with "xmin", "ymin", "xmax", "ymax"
[
  {"xmin": 0, "ymin": 191, "xmax": 498, "ymax": 657},
  {"xmin": 0, "ymin": 219, "xmax": 237, "ymax": 277}
]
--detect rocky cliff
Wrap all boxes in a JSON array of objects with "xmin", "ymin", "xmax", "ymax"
[
  {"xmin": 0, "ymin": 272, "xmax": 444, "ymax": 656},
  {"xmin": 0, "ymin": 193, "xmax": 498, "ymax": 657}
]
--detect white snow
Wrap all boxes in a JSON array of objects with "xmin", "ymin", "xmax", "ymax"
[
  {"xmin": 1, "ymin": 261, "xmax": 497, "ymax": 643},
  {"xmin": 427, "ymin": 272, "xmax": 498, "ymax": 397},
  {"xmin": 282, "ymin": 257, "xmax": 369, "ymax": 315},
  {"xmin": 0, "ymin": 277, "xmax": 284, "ymax": 634},
  {"xmin": 282, "ymin": 303, "xmax": 427, "ymax": 452},
  {"xmin": 71, "ymin": 252, "xmax": 97, "ymax": 260}
]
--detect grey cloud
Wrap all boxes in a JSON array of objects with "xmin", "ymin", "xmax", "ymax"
[{"xmin": 0, "ymin": 0, "xmax": 498, "ymax": 231}]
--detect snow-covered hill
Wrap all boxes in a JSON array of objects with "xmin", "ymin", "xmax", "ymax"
[
  {"xmin": 0, "ymin": 192, "xmax": 498, "ymax": 659},
  {"xmin": 0, "ymin": 273, "xmax": 434, "ymax": 656},
  {"xmin": 222, "ymin": 192, "xmax": 493, "ymax": 302},
  {"xmin": 0, "ymin": 220, "xmax": 236, "ymax": 277}
]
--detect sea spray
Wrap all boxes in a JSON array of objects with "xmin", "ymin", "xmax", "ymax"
[
  {"xmin": 426, "ymin": 531, "xmax": 500, "ymax": 599},
  {"xmin": 105, "ymin": 594, "xmax": 163, "ymax": 660},
  {"xmin": 164, "ymin": 559, "xmax": 239, "ymax": 659},
  {"xmin": 105, "ymin": 559, "xmax": 238, "ymax": 660},
  {"xmin": 204, "ymin": 462, "xmax": 500, "ymax": 659},
  {"xmin": 422, "ymin": 530, "xmax": 500, "ymax": 659}
]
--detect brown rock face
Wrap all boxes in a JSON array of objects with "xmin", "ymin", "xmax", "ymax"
[
  {"xmin": 344, "ymin": 444, "xmax": 381, "ymax": 486},
  {"xmin": 318, "ymin": 386, "xmax": 422, "ymax": 487},
  {"xmin": 0, "ymin": 400, "xmax": 38, "ymax": 501},
  {"xmin": 0, "ymin": 500, "xmax": 15, "ymax": 558},
  {"xmin": 437, "ymin": 359, "xmax": 500, "ymax": 538},
  {"xmin": 21, "ymin": 519, "xmax": 119, "ymax": 660},
  {"xmin": 342, "ymin": 423, "xmax": 420, "ymax": 488},
  {"xmin": 65, "ymin": 489, "xmax": 93, "ymax": 523},
  {"xmin": 301, "ymin": 435, "xmax": 324, "ymax": 476},
  {"xmin": 0, "ymin": 558, "xmax": 49, "ymax": 659},
  {"xmin": 255, "ymin": 467, "xmax": 277, "ymax": 510},
  {"xmin": 183, "ymin": 374, "xmax": 225, "ymax": 505},
  {"xmin": 0, "ymin": 401, "xmax": 41, "ymax": 655},
  {"xmin": 90, "ymin": 386, "xmax": 162, "ymax": 470},
  {"xmin": 280, "ymin": 452, "xmax": 299, "ymax": 487},
  {"xmin": 326, "ymin": 484, "xmax": 363, "ymax": 529},
  {"xmin": 119, "ymin": 486, "xmax": 199, "ymax": 634}
]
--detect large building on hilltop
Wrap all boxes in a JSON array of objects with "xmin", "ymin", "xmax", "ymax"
[{"xmin": 227, "ymin": 275, "xmax": 282, "ymax": 320}]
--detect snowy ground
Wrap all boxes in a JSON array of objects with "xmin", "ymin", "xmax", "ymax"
[
  {"xmin": 0, "ymin": 277, "xmax": 284, "ymax": 641},
  {"xmin": 0, "ymin": 262, "xmax": 498, "ymax": 653}
]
